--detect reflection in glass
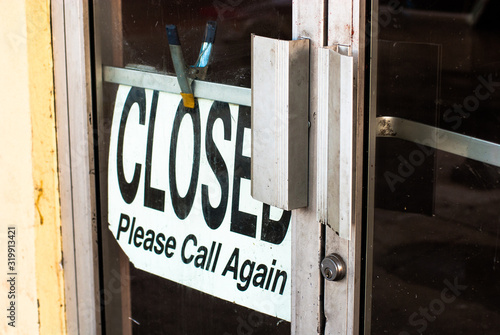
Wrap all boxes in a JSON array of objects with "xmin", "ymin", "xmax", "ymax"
[
  {"xmin": 370, "ymin": 1, "xmax": 500, "ymax": 334},
  {"xmin": 95, "ymin": 1, "xmax": 292, "ymax": 334},
  {"xmin": 102, "ymin": 0, "xmax": 292, "ymax": 87}
]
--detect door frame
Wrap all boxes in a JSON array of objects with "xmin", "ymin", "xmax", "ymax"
[
  {"xmin": 52, "ymin": 0, "xmax": 369, "ymax": 334},
  {"xmin": 52, "ymin": 0, "xmax": 101, "ymax": 334},
  {"xmin": 292, "ymin": 0, "xmax": 367, "ymax": 334}
]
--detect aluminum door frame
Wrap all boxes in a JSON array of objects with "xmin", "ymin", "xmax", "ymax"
[
  {"xmin": 52, "ymin": 1, "xmax": 101, "ymax": 334},
  {"xmin": 293, "ymin": 0, "xmax": 366, "ymax": 334},
  {"xmin": 52, "ymin": 0, "xmax": 369, "ymax": 333}
]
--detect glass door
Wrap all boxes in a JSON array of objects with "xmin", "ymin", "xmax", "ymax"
[
  {"xmin": 366, "ymin": 1, "xmax": 500, "ymax": 334},
  {"xmin": 93, "ymin": 1, "xmax": 296, "ymax": 334},
  {"xmin": 91, "ymin": 0, "xmax": 371, "ymax": 333}
]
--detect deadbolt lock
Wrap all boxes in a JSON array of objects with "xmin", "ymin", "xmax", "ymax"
[{"xmin": 321, "ymin": 253, "xmax": 346, "ymax": 281}]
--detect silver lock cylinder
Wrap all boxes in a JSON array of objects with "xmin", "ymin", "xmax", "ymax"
[{"xmin": 321, "ymin": 253, "xmax": 346, "ymax": 281}]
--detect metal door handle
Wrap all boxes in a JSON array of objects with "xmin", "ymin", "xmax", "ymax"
[{"xmin": 376, "ymin": 116, "xmax": 500, "ymax": 168}]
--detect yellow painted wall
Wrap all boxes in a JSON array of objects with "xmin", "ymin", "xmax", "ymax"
[
  {"xmin": 0, "ymin": 0, "xmax": 66, "ymax": 333},
  {"xmin": 0, "ymin": 0, "xmax": 38, "ymax": 333}
]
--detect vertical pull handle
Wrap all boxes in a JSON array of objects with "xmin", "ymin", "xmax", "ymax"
[
  {"xmin": 317, "ymin": 46, "xmax": 354, "ymax": 240},
  {"xmin": 250, "ymin": 35, "xmax": 310, "ymax": 210}
]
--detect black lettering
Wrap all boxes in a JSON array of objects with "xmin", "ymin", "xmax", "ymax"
[
  {"xmin": 194, "ymin": 246, "xmax": 208, "ymax": 268},
  {"xmin": 128, "ymin": 217, "xmax": 136, "ymax": 245},
  {"xmin": 181, "ymin": 234, "xmax": 197, "ymax": 263},
  {"xmin": 272, "ymin": 269, "xmax": 287, "ymax": 295},
  {"xmin": 143, "ymin": 229, "xmax": 155, "ymax": 251},
  {"xmin": 116, "ymin": 213, "xmax": 130, "ymax": 240},
  {"xmin": 252, "ymin": 264, "xmax": 268, "ymax": 288},
  {"xmin": 230, "ymin": 106, "xmax": 257, "ymax": 238},
  {"xmin": 165, "ymin": 236, "xmax": 176, "ymax": 258},
  {"xmin": 222, "ymin": 248, "xmax": 239, "ymax": 279},
  {"xmin": 169, "ymin": 101, "xmax": 201, "ymax": 219},
  {"xmin": 202, "ymin": 101, "xmax": 231, "ymax": 229},
  {"xmin": 144, "ymin": 90, "xmax": 166, "ymax": 211},
  {"xmin": 154, "ymin": 233, "xmax": 166, "ymax": 255},
  {"xmin": 261, "ymin": 205, "xmax": 291, "ymax": 245},
  {"xmin": 205, "ymin": 242, "xmax": 216, "ymax": 271},
  {"xmin": 134, "ymin": 226, "xmax": 144, "ymax": 247},
  {"xmin": 265, "ymin": 259, "xmax": 276, "ymax": 290},
  {"xmin": 237, "ymin": 260, "xmax": 255, "ymax": 291},
  {"xmin": 117, "ymin": 87, "xmax": 146, "ymax": 204},
  {"xmin": 211, "ymin": 242, "xmax": 222, "ymax": 272}
]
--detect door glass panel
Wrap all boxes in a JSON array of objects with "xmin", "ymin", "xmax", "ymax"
[
  {"xmin": 369, "ymin": 1, "xmax": 500, "ymax": 334},
  {"xmin": 98, "ymin": 0, "xmax": 291, "ymax": 87},
  {"xmin": 94, "ymin": 1, "xmax": 292, "ymax": 334}
]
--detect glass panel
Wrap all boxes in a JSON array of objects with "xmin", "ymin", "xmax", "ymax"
[
  {"xmin": 98, "ymin": 0, "xmax": 291, "ymax": 87},
  {"xmin": 369, "ymin": 1, "xmax": 500, "ymax": 334},
  {"xmin": 94, "ymin": 1, "xmax": 292, "ymax": 334}
]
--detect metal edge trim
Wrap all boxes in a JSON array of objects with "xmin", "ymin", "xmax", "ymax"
[
  {"xmin": 376, "ymin": 116, "xmax": 500, "ymax": 167},
  {"xmin": 103, "ymin": 66, "xmax": 252, "ymax": 106}
]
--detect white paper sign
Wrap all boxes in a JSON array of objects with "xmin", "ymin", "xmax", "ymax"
[{"xmin": 108, "ymin": 85, "xmax": 292, "ymax": 320}]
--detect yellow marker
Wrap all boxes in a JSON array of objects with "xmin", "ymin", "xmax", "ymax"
[{"xmin": 181, "ymin": 93, "xmax": 195, "ymax": 108}]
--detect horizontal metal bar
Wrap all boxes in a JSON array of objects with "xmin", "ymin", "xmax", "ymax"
[
  {"xmin": 377, "ymin": 116, "xmax": 500, "ymax": 167},
  {"xmin": 103, "ymin": 66, "xmax": 251, "ymax": 106}
]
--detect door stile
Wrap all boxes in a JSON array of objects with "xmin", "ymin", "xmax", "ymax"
[
  {"xmin": 291, "ymin": 1, "xmax": 327, "ymax": 334},
  {"xmin": 322, "ymin": 0, "xmax": 366, "ymax": 334}
]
